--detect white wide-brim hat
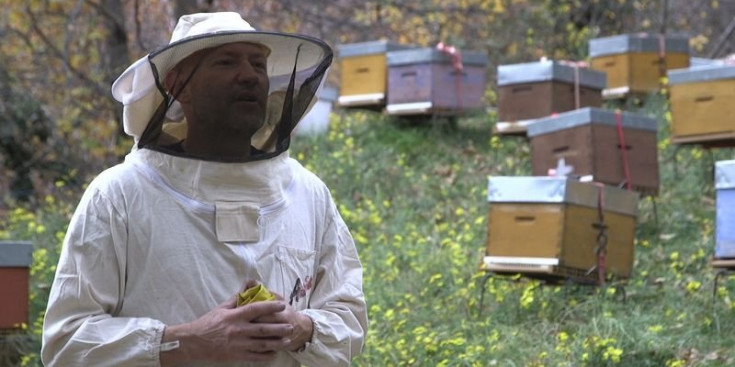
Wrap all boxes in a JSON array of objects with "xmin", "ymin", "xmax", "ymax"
[{"xmin": 111, "ymin": 12, "xmax": 332, "ymax": 143}]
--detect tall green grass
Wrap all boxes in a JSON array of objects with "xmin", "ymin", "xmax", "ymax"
[{"xmin": 291, "ymin": 95, "xmax": 735, "ymax": 367}]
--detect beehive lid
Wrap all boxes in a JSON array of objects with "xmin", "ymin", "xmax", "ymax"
[
  {"xmin": 0, "ymin": 241, "xmax": 33, "ymax": 267},
  {"xmin": 668, "ymin": 63, "xmax": 735, "ymax": 85},
  {"xmin": 589, "ymin": 33, "xmax": 690, "ymax": 58},
  {"xmin": 526, "ymin": 107, "xmax": 658, "ymax": 137},
  {"xmin": 716, "ymin": 160, "xmax": 735, "ymax": 190},
  {"xmin": 487, "ymin": 176, "xmax": 639, "ymax": 216},
  {"xmin": 497, "ymin": 60, "xmax": 606, "ymax": 89},
  {"xmin": 386, "ymin": 47, "xmax": 489, "ymax": 66},
  {"xmin": 690, "ymin": 57, "xmax": 724, "ymax": 68},
  {"xmin": 336, "ymin": 40, "xmax": 413, "ymax": 58},
  {"xmin": 318, "ymin": 85, "xmax": 338, "ymax": 102}
]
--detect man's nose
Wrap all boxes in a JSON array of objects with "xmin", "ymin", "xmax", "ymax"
[{"xmin": 235, "ymin": 61, "xmax": 260, "ymax": 83}]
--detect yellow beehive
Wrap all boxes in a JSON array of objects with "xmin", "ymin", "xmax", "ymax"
[
  {"xmin": 589, "ymin": 34, "xmax": 689, "ymax": 96},
  {"xmin": 482, "ymin": 177, "xmax": 639, "ymax": 282},
  {"xmin": 668, "ymin": 64, "xmax": 735, "ymax": 146},
  {"xmin": 336, "ymin": 40, "xmax": 413, "ymax": 108}
]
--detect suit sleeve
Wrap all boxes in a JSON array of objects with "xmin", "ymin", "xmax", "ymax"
[
  {"xmin": 289, "ymin": 200, "xmax": 368, "ymax": 367},
  {"xmin": 41, "ymin": 184, "xmax": 166, "ymax": 367}
]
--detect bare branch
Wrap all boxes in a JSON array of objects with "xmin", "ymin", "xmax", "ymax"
[
  {"xmin": 85, "ymin": 0, "xmax": 126, "ymax": 32},
  {"xmin": 708, "ymin": 14, "xmax": 735, "ymax": 58},
  {"xmin": 24, "ymin": 4, "xmax": 108, "ymax": 96},
  {"xmin": 134, "ymin": 0, "xmax": 148, "ymax": 51}
]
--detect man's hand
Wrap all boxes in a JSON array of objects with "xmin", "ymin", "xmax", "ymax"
[
  {"xmin": 254, "ymin": 304, "xmax": 314, "ymax": 352},
  {"xmin": 160, "ymin": 298, "xmax": 295, "ymax": 366},
  {"xmin": 255, "ymin": 292, "xmax": 314, "ymax": 352}
]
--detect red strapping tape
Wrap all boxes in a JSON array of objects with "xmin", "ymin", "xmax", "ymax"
[{"xmin": 615, "ymin": 110, "xmax": 633, "ymax": 191}]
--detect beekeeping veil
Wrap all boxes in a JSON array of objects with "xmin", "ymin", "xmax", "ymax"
[{"xmin": 111, "ymin": 12, "xmax": 332, "ymax": 162}]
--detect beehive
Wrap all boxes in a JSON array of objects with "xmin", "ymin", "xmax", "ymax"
[
  {"xmin": 495, "ymin": 60, "xmax": 606, "ymax": 135},
  {"xmin": 527, "ymin": 107, "xmax": 659, "ymax": 195},
  {"xmin": 589, "ymin": 33, "xmax": 690, "ymax": 96},
  {"xmin": 715, "ymin": 160, "xmax": 735, "ymax": 260},
  {"xmin": 668, "ymin": 63, "xmax": 735, "ymax": 147},
  {"xmin": 482, "ymin": 177, "xmax": 639, "ymax": 282},
  {"xmin": 336, "ymin": 40, "xmax": 413, "ymax": 108},
  {"xmin": 0, "ymin": 241, "xmax": 33, "ymax": 329},
  {"xmin": 385, "ymin": 48, "xmax": 488, "ymax": 115},
  {"xmin": 294, "ymin": 85, "xmax": 338, "ymax": 136}
]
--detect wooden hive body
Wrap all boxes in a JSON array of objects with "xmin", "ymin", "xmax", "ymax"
[
  {"xmin": 668, "ymin": 64, "xmax": 735, "ymax": 146},
  {"xmin": 589, "ymin": 34, "xmax": 690, "ymax": 95},
  {"xmin": 294, "ymin": 85, "xmax": 338, "ymax": 136},
  {"xmin": 716, "ymin": 160, "xmax": 735, "ymax": 260},
  {"xmin": 495, "ymin": 61, "xmax": 605, "ymax": 135},
  {"xmin": 337, "ymin": 41, "xmax": 413, "ymax": 108},
  {"xmin": 482, "ymin": 178, "xmax": 638, "ymax": 282},
  {"xmin": 528, "ymin": 108, "xmax": 659, "ymax": 195},
  {"xmin": 0, "ymin": 241, "xmax": 33, "ymax": 329},
  {"xmin": 385, "ymin": 48, "xmax": 488, "ymax": 116}
]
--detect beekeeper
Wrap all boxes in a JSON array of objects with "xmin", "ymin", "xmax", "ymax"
[{"xmin": 41, "ymin": 12, "xmax": 367, "ymax": 367}]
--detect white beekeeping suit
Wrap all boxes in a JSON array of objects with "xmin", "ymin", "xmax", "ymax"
[{"xmin": 42, "ymin": 12, "xmax": 367, "ymax": 367}]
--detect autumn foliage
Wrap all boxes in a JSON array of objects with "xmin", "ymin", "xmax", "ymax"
[{"xmin": 0, "ymin": 0, "xmax": 730, "ymax": 207}]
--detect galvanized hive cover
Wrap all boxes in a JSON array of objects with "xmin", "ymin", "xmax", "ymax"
[
  {"xmin": 668, "ymin": 63, "xmax": 735, "ymax": 85},
  {"xmin": 318, "ymin": 85, "xmax": 338, "ymax": 102},
  {"xmin": 589, "ymin": 33, "xmax": 690, "ymax": 58},
  {"xmin": 386, "ymin": 47, "xmax": 489, "ymax": 67},
  {"xmin": 0, "ymin": 241, "xmax": 33, "ymax": 267},
  {"xmin": 716, "ymin": 160, "xmax": 735, "ymax": 190},
  {"xmin": 526, "ymin": 107, "xmax": 658, "ymax": 137},
  {"xmin": 336, "ymin": 40, "xmax": 414, "ymax": 58},
  {"xmin": 487, "ymin": 176, "xmax": 639, "ymax": 216},
  {"xmin": 497, "ymin": 60, "xmax": 606, "ymax": 90}
]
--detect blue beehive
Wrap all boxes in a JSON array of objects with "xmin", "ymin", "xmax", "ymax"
[{"xmin": 716, "ymin": 160, "xmax": 735, "ymax": 259}]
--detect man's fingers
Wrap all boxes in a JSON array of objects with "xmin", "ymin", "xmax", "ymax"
[
  {"xmin": 256, "ymin": 322, "xmax": 292, "ymax": 337},
  {"xmin": 233, "ymin": 350, "xmax": 277, "ymax": 362},
  {"xmin": 235, "ymin": 300, "xmax": 286, "ymax": 319},
  {"xmin": 240, "ymin": 335, "xmax": 293, "ymax": 350},
  {"xmin": 251, "ymin": 313, "xmax": 287, "ymax": 324}
]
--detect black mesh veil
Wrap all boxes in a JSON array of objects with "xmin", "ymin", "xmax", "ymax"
[{"xmin": 134, "ymin": 32, "xmax": 333, "ymax": 163}]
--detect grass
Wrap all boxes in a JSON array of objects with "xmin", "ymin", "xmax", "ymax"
[
  {"xmin": 290, "ymin": 94, "xmax": 735, "ymax": 367},
  {"xmin": 2, "ymin": 93, "xmax": 734, "ymax": 366}
]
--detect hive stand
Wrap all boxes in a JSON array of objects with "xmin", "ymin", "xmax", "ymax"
[
  {"xmin": 391, "ymin": 111, "xmax": 461, "ymax": 128},
  {"xmin": 711, "ymin": 260, "xmax": 735, "ymax": 304},
  {"xmin": 492, "ymin": 119, "xmax": 534, "ymax": 137}
]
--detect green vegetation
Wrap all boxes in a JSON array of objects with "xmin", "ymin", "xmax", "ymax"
[{"xmin": 2, "ymin": 94, "xmax": 734, "ymax": 366}]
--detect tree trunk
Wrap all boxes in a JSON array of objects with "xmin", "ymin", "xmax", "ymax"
[
  {"xmin": 173, "ymin": 0, "xmax": 214, "ymax": 19},
  {"xmin": 101, "ymin": 0, "xmax": 131, "ymax": 140}
]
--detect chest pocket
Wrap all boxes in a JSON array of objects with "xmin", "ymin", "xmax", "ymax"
[{"xmin": 265, "ymin": 246, "xmax": 316, "ymax": 310}]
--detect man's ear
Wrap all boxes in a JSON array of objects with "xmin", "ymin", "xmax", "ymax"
[{"xmin": 164, "ymin": 69, "xmax": 190, "ymax": 103}]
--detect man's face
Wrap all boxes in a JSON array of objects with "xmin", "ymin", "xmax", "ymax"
[{"xmin": 175, "ymin": 42, "xmax": 270, "ymax": 138}]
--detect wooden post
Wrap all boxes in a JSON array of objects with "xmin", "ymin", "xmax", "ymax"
[{"xmin": 658, "ymin": 0, "xmax": 669, "ymax": 89}]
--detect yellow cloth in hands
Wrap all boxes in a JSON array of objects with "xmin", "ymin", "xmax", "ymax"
[{"xmin": 237, "ymin": 284, "xmax": 276, "ymax": 307}]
